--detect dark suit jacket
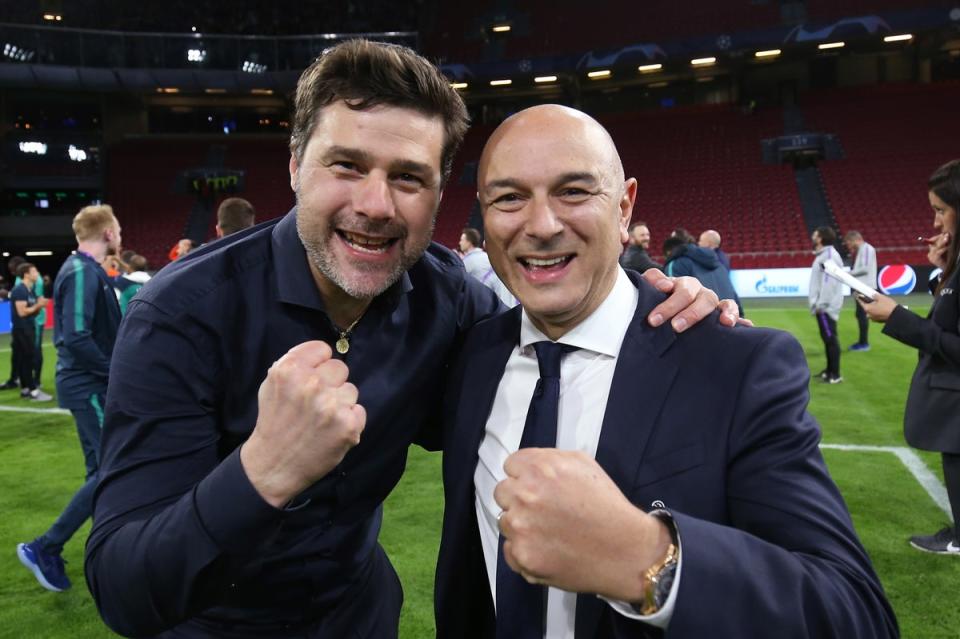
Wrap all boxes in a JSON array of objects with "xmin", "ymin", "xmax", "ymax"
[
  {"xmin": 435, "ymin": 271, "xmax": 897, "ymax": 639},
  {"xmin": 883, "ymin": 266, "xmax": 960, "ymax": 453},
  {"xmin": 619, "ymin": 246, "xmax": 662, "ymax": 274}
]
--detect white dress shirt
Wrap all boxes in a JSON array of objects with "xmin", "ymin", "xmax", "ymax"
[{"xmin": 474, "ymin": 267, "xmax": 681, "ymax": 637}]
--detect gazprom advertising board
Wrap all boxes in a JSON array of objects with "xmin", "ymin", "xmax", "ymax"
[
  {"xmin": 731, "ymin": 268, "xmax": 814, "ymax": 298},
  {"xmin": 732, "ymin": 265, "xmax": 925, "ymax": 299}
]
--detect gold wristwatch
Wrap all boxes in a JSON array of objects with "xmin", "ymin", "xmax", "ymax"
[{"xmin": 639, "ymin": 512, "xmax": 679, "ymax": 616}]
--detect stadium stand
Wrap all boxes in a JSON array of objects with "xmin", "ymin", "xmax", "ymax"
[
  {"xmin": 425, "ymin": 0, "xmax": 782, "ymax": 61},
  {"xmin": 105, "ymin": 137, "xmax": 291, "ymax": 266},
  {"xmin": 803, "ymin": 82, "xmax": 960, "ymax": 266},
  {"xmin": 602, "ymin": 105, "xmax": 809, "ymax": 268},
  {"xmin": 432, "ymin": 105, "xmax": 809, "ymax": 268},
  {"xmin": 804, "ymin": 0, "xmax": 954, "ymax": 22}
]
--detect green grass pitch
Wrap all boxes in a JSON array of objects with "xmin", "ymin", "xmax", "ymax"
[{"xmin": 1, "ymin": 295, "xmax": 956, "ymax": 638}]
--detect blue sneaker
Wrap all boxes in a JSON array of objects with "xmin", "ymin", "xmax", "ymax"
[
  {"xmin": 16, "ymin": 541, "xmax": 71, "ymax": 592},
  {"xmin": 848, "ymin": 343, "xmax": 871, "ymax": 352}
]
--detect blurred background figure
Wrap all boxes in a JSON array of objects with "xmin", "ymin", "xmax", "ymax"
[
  {"xmin": 216, "ymin": 197, "xmax": 256, "ymax": 238},
  {"xmin": 619, "ymin": 221, "xmax": 662, "ymax": 273},
  {"xmin": 809, "ymin": 226, "xmax": 844, "ymax": 384},
  {"xmin": 843, "ymin": 230, "xmax": 877, "ymax": 352},
  {"xmin": 663, "ymin": 234, "xmax": 740, "ymax": 313},
  {"xmin": 8, "ymin": 262, "xmax": 51, "ymax": 401},
  {"xmin": 698, "ymin": 229, "xmax": 731, "ymax": 271},
  {"xmin": 117, "ymin": 254, "xmax": 152, "ymax": 315},
  {"xmin": 458, "ymin": 227, "xmax": 516, "ymax": 307},
  {"xmin": 1, "ymin": 256, "xmax": 26, "ymax": 391},
  {"xmin": 168, "ymin": 238, "xmax": 196, "ymax": 262},
  {"xmin": 860, "ymin": 159, "xmax": 960, "ymax": 555}
]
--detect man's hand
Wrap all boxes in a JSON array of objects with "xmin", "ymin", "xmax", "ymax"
[
  {"xmin": 495, "ymin": 449, "xmax": 671, "ymax": 602},
  {"xmin": 642, "ymin": 268, "xmax": 750, "ymax": 331},
  {"xmin": 240, "ymin": 341, "xmax": 365, "ymax": 508}
]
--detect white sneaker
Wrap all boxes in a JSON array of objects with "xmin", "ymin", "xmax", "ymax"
[{"xmin": 29, "ymin": 389, "xmax": 53, "ymax": 402}]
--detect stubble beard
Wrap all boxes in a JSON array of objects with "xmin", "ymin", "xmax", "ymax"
[{"xmin": 294, "ymin": 188, "xmax": 437, "ymax": 300}]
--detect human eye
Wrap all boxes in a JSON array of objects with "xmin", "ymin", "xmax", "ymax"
[
  {"xmin": 394, "ymin": 172, "xmax": 425, "ymax": 187},
  {"xmin": 330, "ymin": 159, "xmax": 361, "ymax": 174},
  {"xmin": 489, "ymin": 192, "xmax": 525, "ymax": 211},
  {"xmin": 558, "ymin": 186, "xmax": 593, "ymax": 202}
]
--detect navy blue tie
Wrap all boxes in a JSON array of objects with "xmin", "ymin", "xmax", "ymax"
[{"xmin": 495, "ymin": 341, "xmax": 575, "ymax": 639}]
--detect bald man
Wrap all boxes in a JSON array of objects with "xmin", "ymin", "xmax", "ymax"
[
  {"xmin": 697, "ymin": 229, "xmax": 731, "ymax": 271},
  {"xmin": 434, "ymin": 105, "xmax": 896, "ymax": 639}
]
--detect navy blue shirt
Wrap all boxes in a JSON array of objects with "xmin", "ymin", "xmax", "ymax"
[
  {"xmin": 52, "ymin": 253, "xmax": 122, "ymax": 409},
  {"xmin": 8, "ymin": 282, "xmax": 37, "ymax": 331},
  {"xmin": 87, "ymin": 210, "xmax": 503, "ymax": 637}
]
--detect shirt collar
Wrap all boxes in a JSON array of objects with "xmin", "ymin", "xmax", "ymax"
[
  {"xmin": 272, "ymin": 209, "xmax": 412, "ymax": 314},
  {"xmin": 519, "ymin": 267, "xmax": 638, "ymax": 358}
]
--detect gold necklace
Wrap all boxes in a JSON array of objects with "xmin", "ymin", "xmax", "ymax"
[{"xmin": 335, "ymin": 311, "xmax": 365, "ymax": 354}]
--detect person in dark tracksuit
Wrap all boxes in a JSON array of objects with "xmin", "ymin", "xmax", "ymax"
[
  {"xmin": 16, "ymin": 204, "xmax": 123, "ymax": 592},
  {"xmin": 1, "ymin": 255, "xmax": 26, "ymax": 390},
  {"xmin": 8, "ymin": 262, "xmax": 51, "ymax": 401}
]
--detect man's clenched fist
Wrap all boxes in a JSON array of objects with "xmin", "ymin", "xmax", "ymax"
[{"xmin": 241, "ymin": 341, "xmax": 365, "ymax": 508}]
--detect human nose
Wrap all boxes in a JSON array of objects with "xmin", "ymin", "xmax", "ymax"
[
  {"xmin": 354, "ymin": 173, "xmax": 395, "ymax": 220},
  {"xmin": 523, "ymin": 195, "xmax": 564, "ymax": 240}
]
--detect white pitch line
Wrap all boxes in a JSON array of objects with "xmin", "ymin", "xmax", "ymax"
[
  {"xmin": 0, "ymin": 410, "xmax": 947, "ymax": 518},
  {"xmin": 821, "ymin": 443, "xmax": 951, "ymax": 517},
  {"xmin": 0, "ymin": 404, "xmax": 69, "ymax": 415}
]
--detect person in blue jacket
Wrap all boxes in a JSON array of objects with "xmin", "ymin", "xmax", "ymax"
[{"xmin": 17, "ymin": 204, "xmax": 122, "ymax": 592}]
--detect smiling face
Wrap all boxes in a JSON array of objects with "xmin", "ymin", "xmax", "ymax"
[
  {"xmin": 479, "ymin": 105, "xmax": 634, "ymax": 339},
  {"xmin": 290, "ymin": 101, "xmax": 445, "ymax": 301},
  {"xmin": 632, "ymin": 224, "xmax": 651, "ymax": 249}
]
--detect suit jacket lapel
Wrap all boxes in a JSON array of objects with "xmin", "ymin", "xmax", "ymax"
[
  {"xmin": 576, "ymin": 272, "xmax": 680, "ymax": 639},
  {"xmin": 447, "ymin": 306, "xmax": 522, "ymax": 538}
]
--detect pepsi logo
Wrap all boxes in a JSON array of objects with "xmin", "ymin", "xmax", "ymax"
[{"xmin": 878, "ymin": 264, "xmax": 917, "ymax": 295}]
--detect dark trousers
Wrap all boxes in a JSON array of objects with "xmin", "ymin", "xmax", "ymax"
[
  {"xmin": 5, "ymin": 331, "xmax": 20, "ymax": 384},
  {"xmin": 816, "ymin": 312, "xmax": 841, "ymax": 377},
  {"xmin": 33, "ymin": 324, "xmax": 43, "ymax": 384},
  {"xmin": 854, "ymin": 301, "xmax": 870, "ymax": 346},
  {"xmin": 11, "ymin": 326, "xmax": 36, "ymax": 391},
  {"xmin": 944, "ymin": 453, "xmax": 960, "ymax": 541},
  {"xmin": 37, "ymin": 393, "xmax": 104, "ymax": 555}
]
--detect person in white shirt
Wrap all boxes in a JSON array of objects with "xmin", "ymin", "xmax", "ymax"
[
  {"xmin": 433, "ymin": 104, "xmax": 896, "ymax": 639},
  {"xmin": 459, "ymin": 227, "xmax": 517, "ymax": 307},
  {"xmin": 843, "ymin": 230, "xmax": 877, "ymax": 351}
]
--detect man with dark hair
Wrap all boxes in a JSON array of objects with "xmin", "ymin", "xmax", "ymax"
[
  {"xmin": 1, "ymin": 255, "xmax": 26, "ymax": 390},
  {"xmin": 459, "ymin": 227, "xmax": 516, "ymax": 307},
  {"xmin": 86, "ymin": 39, "xmax": 732, "ymax": 638},
  {"xmin": 216, "ymin": 197, "xmax": 257, "ymax": 238},
  {"xmin": 619, "ymin": 221, "xmax": 661, "ymax": 274},
  {"xmin": 843, "ymin": 230, "xmax": 877, "ymax": 352},
  {"xmin": 810, "ymin": 226, "xmax": 844, "ymax": 384},
  {"xmin": 7, "ymin": 262, "xmax": 51, "ymax": 402},
  {"xmin": 117, "ymin": 254, "xmax": 151, "ymax": 315}
]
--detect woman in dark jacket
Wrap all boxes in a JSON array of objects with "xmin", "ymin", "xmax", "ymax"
[{"xmin": 861, "ymin": 159, "xmax": 960, "ymax": 555}]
